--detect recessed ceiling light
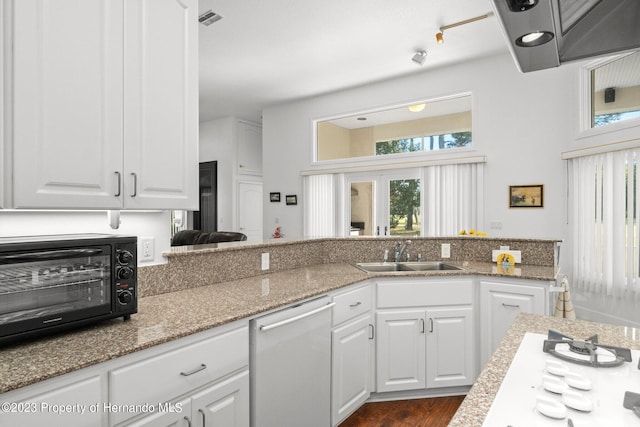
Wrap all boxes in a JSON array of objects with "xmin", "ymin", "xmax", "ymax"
[
  {"xmin": 408, "ymin": 104, "xmax": 426, "ymax": 113},
  {"xmin": 516, "ymin": 31, "xmax": 554, "ymax": 47}
]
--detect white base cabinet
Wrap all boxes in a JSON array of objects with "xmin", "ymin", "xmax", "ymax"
[
  {"xmin": 0, "ymin": 322, "xmax": 249, "ymax": 427},
  {"xmin": 0, "ymin": 374, "xmax": 104, "ymax": 427},
  {"xmin": 480, "ymin": 279, "xmax": 548, "ymax": 367},
  {"xmin": 330, "ymin": 282, "xmax": 374, "ymax": 426},
  {"xmin": 425, "ymin": 306, "xmax": 475, "ymax": 389},
  {"xmin": 126, "ymin": 370, "xmax": 249, "ymax": 427},
  {"xmin": 331, "ymin": 315, "xmax": 374, "ymax": 426},
  {"xmin": 375, "ymin": 278, "xmax": 476, "ymax": 394},
  {"xmin": 376, "ymin": 309, "xmax": 426, "ymax": 392}
]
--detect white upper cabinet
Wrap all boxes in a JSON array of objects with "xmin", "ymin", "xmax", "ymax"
[
  {"xmin": 122, "ymin": 0, "xmax": 198, "ymax": 210},
  {"xmin": 9, "ymin": 0, "xmax": 198, "ymax": 210}
]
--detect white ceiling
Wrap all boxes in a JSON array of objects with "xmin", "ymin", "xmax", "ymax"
[{"xmin": 198, "ymin": 0, "xmax": 510, "ymax": 124}]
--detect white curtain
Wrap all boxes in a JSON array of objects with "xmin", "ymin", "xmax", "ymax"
[
  {"xmin": 303, "ymin": 174, "xmax": 336, "ymax": 238},
  {"xmin": 424, "ymin": 163, "xmax": 483, "ymax": 236},
  {"xmin": 569, "ymin": 149, "xmax": 640, "ymax": 297}
]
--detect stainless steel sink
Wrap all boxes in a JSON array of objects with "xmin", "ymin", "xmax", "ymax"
[
  {"xmin": 354, "ymin": 261, "xmax": 463, "ymax": 273},
  {"xmin": 402, "ymin": 261, "xmax": 463, "ymax": 271}
]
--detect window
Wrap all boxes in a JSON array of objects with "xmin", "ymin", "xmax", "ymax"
[
  {"xmin": 590, "ymin": 51, "xmax": 640, "ymax": 129},
  {"xmin": 375, "ymin": 132, "xmax": 472, "ymax": 154},
  {"xmin": 315, "ymin": 94, "xmax": 472, "ymax": 161},
  {"xmin": 569, "ymin": 149, "xmax": 640, "ymax": 297},
  {"xmin": 303, "ymin": 163, "xmax": 483, "ymax": 238}
]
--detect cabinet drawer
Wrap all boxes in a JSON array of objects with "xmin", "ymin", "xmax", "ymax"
[
  {"xmin": 109, "ymin": 325, "xmax": 248, "ymax": 426},
  {"xmin": 377, "ymin": 278, "xmax": 473, "ymax": 308},
  {"xmin": 332, "ymin": 283, "xmax": 372, "ymax": 326}
]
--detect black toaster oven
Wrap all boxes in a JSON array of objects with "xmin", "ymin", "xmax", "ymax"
[{"xmin": 0, "ymin": 234, "xmax": 137, "ymax": 345}]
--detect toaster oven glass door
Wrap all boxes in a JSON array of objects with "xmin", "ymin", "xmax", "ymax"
[{"xmin": 0, "ymin": 245, "xmax": 112, "ymax": 332}]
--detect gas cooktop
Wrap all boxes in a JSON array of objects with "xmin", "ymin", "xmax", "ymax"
[{"xmin": 482, "ymin": 332, "xmax": 640, "ymax": 426}]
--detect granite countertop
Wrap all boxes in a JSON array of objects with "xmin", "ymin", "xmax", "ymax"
[
  {"xmin": 449, "ymin": 312, "xmax": 640, "ymax": 427},
  {"xmin": 0, "ymin": 261, "xmax": 557, "ymax": 394}
]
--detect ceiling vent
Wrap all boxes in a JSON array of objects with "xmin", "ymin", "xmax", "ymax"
[{"xmin": 199, "ymin": 10, "xmax": 222, "ymax": 26}]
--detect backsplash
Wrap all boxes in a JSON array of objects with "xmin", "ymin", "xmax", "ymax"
[{"xmin": 138, "ymin": 237, "xmax": 560, "ymax": 297}]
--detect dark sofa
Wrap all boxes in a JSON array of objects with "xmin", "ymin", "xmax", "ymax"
[{"xmin": 171, "ymin": 230, "xmax": 248, "ymax": 246}]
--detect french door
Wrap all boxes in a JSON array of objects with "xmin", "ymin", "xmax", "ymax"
[{"xmin": 346, "ymin": 170, "xmax": 421, "ymax": 237}]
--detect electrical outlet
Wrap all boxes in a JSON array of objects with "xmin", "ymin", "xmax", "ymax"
[
  {"xmin": 441, "ymin": 243, "xmax": 451, "ymax": 258},
  {"xmin": 261, "ymin": 253, "xmax": 270, "ymax": 270},
  {"xmin": 140, "ymin": 237, "xmax": 154, "ymax": 262}
]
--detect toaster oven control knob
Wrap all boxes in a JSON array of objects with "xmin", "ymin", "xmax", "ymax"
[
  {"xmin": 118, "ymin": 290, "xmax": 133, "ymax": 305},
  {"xmin": 117, "ymin": 266, "xmax": 134, "ymax": 280},
  {"xmin": 117, "ymin": 250, "xmax": 134, "ymax": 265}
]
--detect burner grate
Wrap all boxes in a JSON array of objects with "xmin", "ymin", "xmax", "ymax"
[{"xmin": 543, "ymin": 329, "xmax": 632, "ymax": 367}]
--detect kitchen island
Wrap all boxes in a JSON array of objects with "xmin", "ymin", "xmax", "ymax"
[{"xmin": 449, "ymin": 312, "xmax": 640, "ymax": 426}]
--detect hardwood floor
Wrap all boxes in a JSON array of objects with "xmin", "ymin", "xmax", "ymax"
[{"xmin": 338, "ymin": 396, "xmax": 465, "ymax": 427}]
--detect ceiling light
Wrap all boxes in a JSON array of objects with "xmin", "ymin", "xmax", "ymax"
[
  {"xmin": 435, "ymin": 12, "xmax": 494, "ymax": 44},
  {"xmin": 408, "ymin": 104, "xmax": 426, "ymax": 112},
  {"xmin": 411, "ymin": 50, "xmax": 427, "ymax": 65},
  {"xmin": 515, "ymin": 31, "xmax": 554, "ymax": 47}
]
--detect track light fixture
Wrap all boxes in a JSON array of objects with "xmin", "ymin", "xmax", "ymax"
[
  {"xmin": 411, "ymin": 50, "xmax": 427, "ymax": 65},
  {"xmin": 435, "ymin": 12, "xmax": 493, "ymax": 44}
]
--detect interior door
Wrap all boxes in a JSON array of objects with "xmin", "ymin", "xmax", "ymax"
[
  {"xmin": 237, "ymin": 181, "xmax": 263, "ymax": 241},
  {"xmin": 346, "ymin": 170, "xmax": 421, "ymax": 237}
]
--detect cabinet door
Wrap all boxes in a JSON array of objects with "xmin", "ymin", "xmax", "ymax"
[
  {"xmin": 480, "ymin": 281, "xmax": 545, "ymax": 366},
  {"xmin": 237, "ymin": 122, "xmax": 262, "ymax": 175},
  {"xmin": 125, "ymin": 397, "xmax": 191, "ymax": 427},
  {"xmin": 376, "ymin": 309, "xmax": 426, "ymax": 392},
  {"xmin": 331, "ymin": 315, "xmax": 374, "ymax": 426},
  {"xmin": 0, "ymin": 376, "xmax": 102, "ymax": 427},
  {"xmin": 425, "ymin": 306, "xmax": 475, "ymax": 388},
  {"xmin": 12, "ymin": 0, "xmax": 124, "ymax": 209},
  {"xmin": 123, "ymin": 0, "xmax": 198, "ymax": 210},
  {"xmin": 190, "ymin": 370, "xmax": 249, "ymax": 427}
]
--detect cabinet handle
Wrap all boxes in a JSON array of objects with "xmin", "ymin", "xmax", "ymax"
[
  {"xmin": 114, "ymin": 172, "xmax": 121, "ymax": 197},
  {"xmin": 502, "ymin": 303, "xmax": 520, "ymax": 308},
  {"xmin": 429, "ymin": 318, "xmax": 434, "ymax": 333},
  {"xmin": 376, "ymin": 226, "xmax": 380, "ymax": 236},
  {"xmin": 130, "ymin": 173, "xmax": 137, "ymax": 197},
  {"xmin": 350, "ymin": 301, "xmax": 362, "ymax": 308},
  {"xmin": 419, "ymin": 318, "xmax": 425, "ymax": 334},
  {"xmin": 369, "ymin": 324, "xmax": 375, "ymax": 340},
  {"xmin": 180, "ymin": 363, "xmax": 207, "ymax": 376},
  {"xmin": 199, "ymin": 409, "xmax": 205, "ymax": 425},
  {"xmin": 384, "ymin": 226, "xmax": 388, "ymax": 236},
  {"xmin": 259, "ymin": 302, "xmax": 335, "ymax": 331},
  {"xmin": 183, "ymin": 416, "xmax": 192, "ymax": 427}
]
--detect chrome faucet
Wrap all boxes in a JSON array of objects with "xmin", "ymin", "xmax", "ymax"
[{"xmin": 393, "ymin": 240, "xmax": 412, "ymax": 263}]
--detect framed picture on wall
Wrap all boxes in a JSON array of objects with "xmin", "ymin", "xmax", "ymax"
[
  {"xmin": 270, "ymin": 192, "xmax": 281, "ymax": 202},
  {"xmin": 509, "ymin": 185, "xmax": 543, "ymax": 208},
  {"xmin": 286, "ymin": 195, "xmax": 297, "ymax": 205}
]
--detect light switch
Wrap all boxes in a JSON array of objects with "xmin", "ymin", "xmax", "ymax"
[{"xmin": 261, "ymin": 253, "xmax": 270, "ymax": 270}]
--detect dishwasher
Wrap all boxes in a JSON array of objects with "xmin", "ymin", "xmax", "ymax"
[{"xmin": 250, "ymin": 295, "xmax": 334, "ymax": 427}]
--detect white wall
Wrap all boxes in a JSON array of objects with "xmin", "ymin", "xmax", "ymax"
[
  {"xmin": 0, "ymin": 210, "xmax": 171, "ymax": 265},
  {"xmin": 262, "ymin": 51, "xmax": 640, "ymax": 327},
  {"xmin": 262, "ymin": 53, "xmax": 576, "ymax": 241}
]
